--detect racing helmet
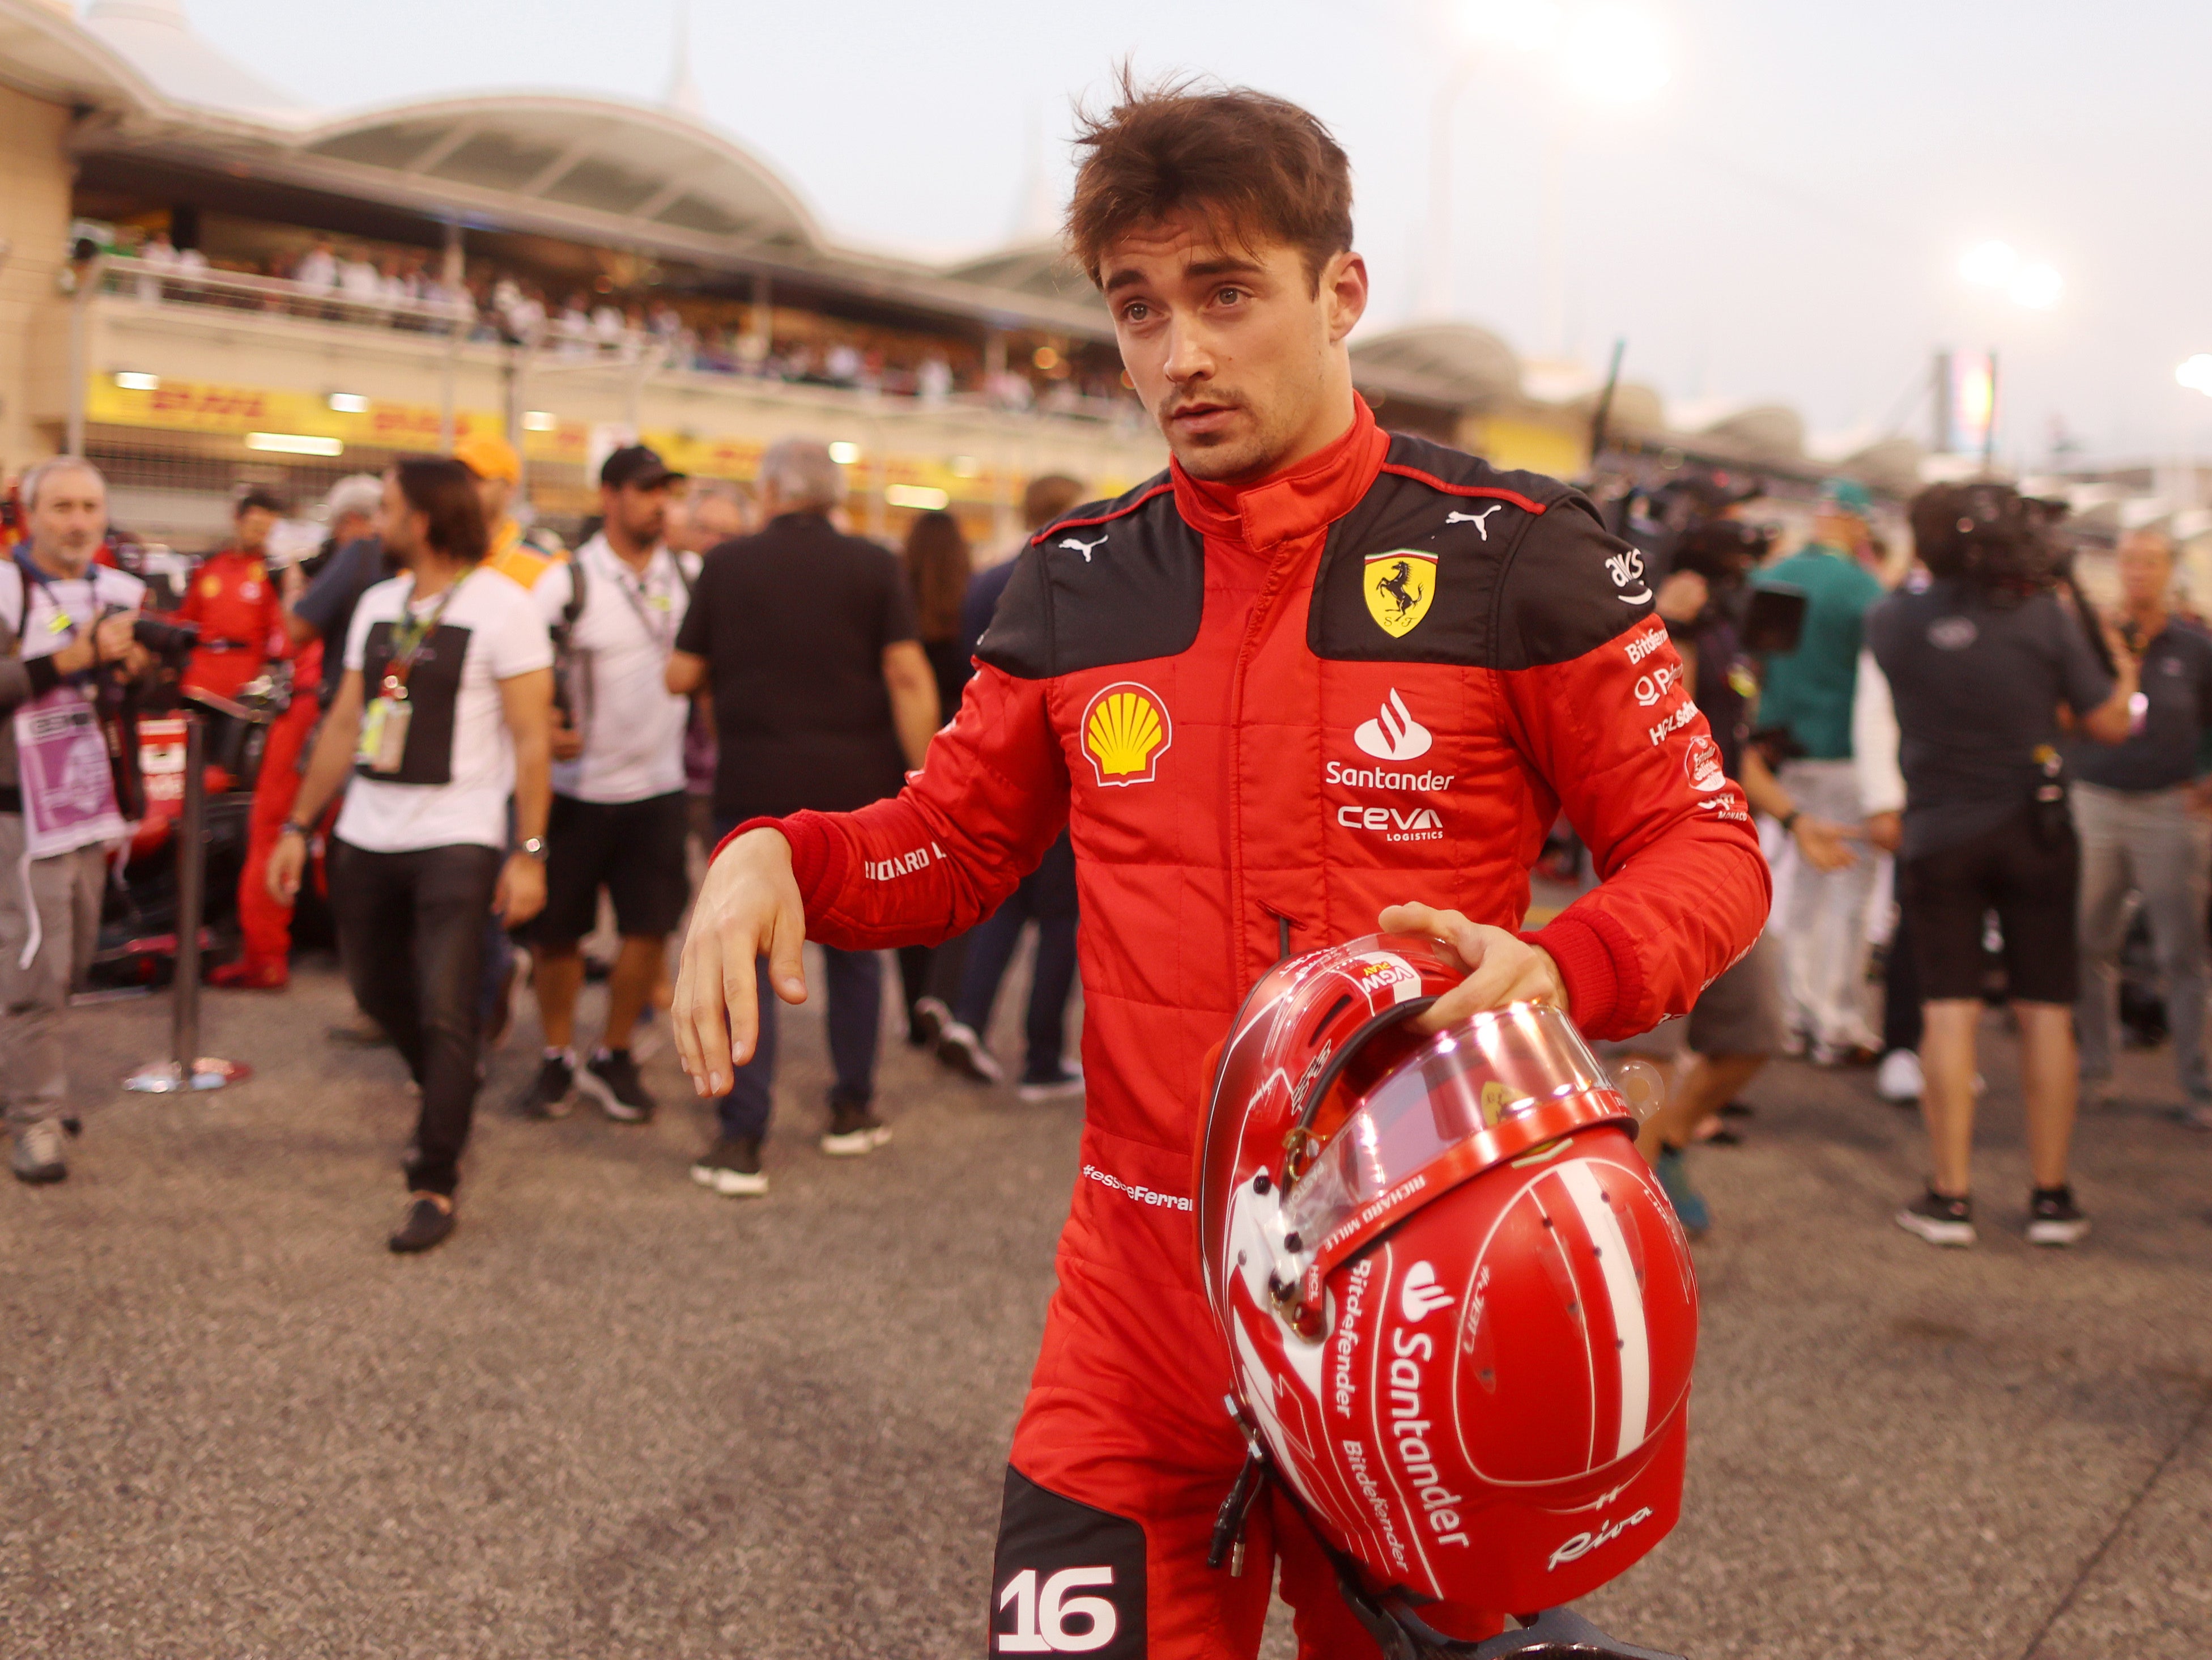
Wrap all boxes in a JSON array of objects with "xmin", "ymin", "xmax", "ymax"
[{"xmin": 1198, "ymin": 934, "xmax": 1697, "ymax": 1621}]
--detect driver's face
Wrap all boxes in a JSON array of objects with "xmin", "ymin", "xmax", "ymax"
[{"xmin": 1101, "ymin": 210, "xmax": 1366, "ymax": 486}]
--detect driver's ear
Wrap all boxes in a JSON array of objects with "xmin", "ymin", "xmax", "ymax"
[{"xmin": 1322, "ymin": 250, "xmax": 1368, "ymax": 344}]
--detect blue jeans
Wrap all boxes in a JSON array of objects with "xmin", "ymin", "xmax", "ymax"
[
  {"xmin": 711, "ymin": 815, "xmax": 883, "ymax": 1140},
  {"xmin": 952, "ymin": 830, "xmax": 1079, "ymax": 1081}
]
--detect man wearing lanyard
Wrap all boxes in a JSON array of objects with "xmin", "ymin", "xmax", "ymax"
[
  {"xmin": 0, "ymin": 458, "xmax": 150, "ymax": 1183},
  {"xmin": 513, "ymin": 444, "xmax": 692, "ymax": 1123},
  {"xmin": 269, "ymin": 458, "xmax": 554, "ymax": 1253}
]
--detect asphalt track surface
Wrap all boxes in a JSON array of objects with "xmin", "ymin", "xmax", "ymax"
[{"xmin": 3, "ymin": 948, "xmax": 2208, "ymax": 1659}]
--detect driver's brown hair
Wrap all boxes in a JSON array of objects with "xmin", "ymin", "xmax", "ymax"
[{"xmin": 1065, "ymin": 70, "xmax": 1354, "ymax": 292}]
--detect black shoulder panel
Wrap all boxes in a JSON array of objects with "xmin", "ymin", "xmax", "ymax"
[
  {"xmin": 1308, "ymin": 433, "xmax": 1653, "ymax": 668},
  {"xmin": 976, "ymin": 473, "xmax": 1205, "ymax": 679}
]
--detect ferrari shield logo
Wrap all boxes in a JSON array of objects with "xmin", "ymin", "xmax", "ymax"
[{"xmin": 1363, "ymin": 551, "xmax": 1436, "ymax": 638}]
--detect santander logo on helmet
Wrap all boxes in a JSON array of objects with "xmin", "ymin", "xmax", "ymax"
[
  {"xmin": 1399, "ymin": 1260, "xmax": 1453, "ymax": 1322},
  {"xmin": 1355, "ymin": 689, "xmax": 1431, "ymax": 761}
]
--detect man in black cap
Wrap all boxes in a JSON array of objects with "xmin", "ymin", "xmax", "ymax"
[{"xmin": 512, "ymin": 444, "xmax": 694, "ymax": 1123}]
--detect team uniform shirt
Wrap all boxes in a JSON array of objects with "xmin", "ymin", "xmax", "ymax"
[
  {"xmin": 2069, "ymin": 619, "xmax": 2212, "ymax": 793},
  {"xmin": 534, "ymin": 534, "xmax": 695, "ymax": 803},
  {"xmin": 172, "ymin": 547, "xmax": 285, "ymax": 700},
  {"xmin": 717, "ymin": 399, "xmax": 1771, "ymax": 1652},
  {"xmin": 1754, "ymin": 546, "xmax": 1884, "ymax": 759},
  {"xmin": 1866, "ymin": 575, "xmax": 2113, "ymax": 859},
  {"xmin": 483, "ymin": 519, "xmax": 571, "ymax": 627},
  {"xmin": 1, "ymin": 559, "xmax": 146, "ymax": 666},
  {"xmin": 336, "ymin": 566, "xmax": 552, "ymax": 853}
]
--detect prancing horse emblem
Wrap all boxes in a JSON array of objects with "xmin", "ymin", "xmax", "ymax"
[
  {"xmin": 1446, "ymin": 506, "xmax": 1505, "ymax": 539},
  {"xmin": 1058, "ymin": 533, "xmax": 1108, "ymax": 563}
]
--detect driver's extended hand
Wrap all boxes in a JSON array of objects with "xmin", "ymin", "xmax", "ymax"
[
  {"xmin": 672, "ymin": 827, "xmax": 810, "ymax": 1096},
  {"xmin": 1377, "ymin": 903, "xmax": 1567, "ymax": 1033}
]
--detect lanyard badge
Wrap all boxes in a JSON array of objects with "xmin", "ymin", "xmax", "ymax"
[{"xmin": 359, "ymin": 572, "xmax": 467, "ymax": 775}]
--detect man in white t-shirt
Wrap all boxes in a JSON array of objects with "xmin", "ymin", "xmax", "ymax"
[
  {"xmin": 513, "ymin": 444, "xmax": 693, "ymax": 1123},
  {"xmin": 0, "ymin": 458, "xmax": 151, "ymax": 1183},
  {"xmin": 270, "ymin": 458, "xmax": 553, "ymax": 1254}
]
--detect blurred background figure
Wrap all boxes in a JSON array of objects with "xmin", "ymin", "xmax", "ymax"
[
  {"xmin": 894, "ymin": 509, "xmax": 972, "ymax": 1046},
  {"xmin": 2069, "ymin": 528, "xmax": 2212, "ymax": 1124},
  {"xmin": 667, "ymin": 438, "xmax": 938, "ymax": 1196},
  {"xmin": 930, "ymin": 474, "xmax": 1087, "ymax": 1099},
  {"xmin": 1755, "ymin": 477, "xmax": 1887, "ymax": 1065},
  {"xmin": 175, "ymin": 485, "xmax": 288, "ymax": 703},
  {"xmin": 667, "ymin": 478, "xmax": 751, "ymax": 556},
  {"xmin": 1868, "ymin": 483, "xmax": 2134, "ymax": 1250}
]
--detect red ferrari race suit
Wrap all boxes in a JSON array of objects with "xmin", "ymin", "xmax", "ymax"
[
  {"xmin": 173, "ymin": 546, "xmax": 286, "ymax": 702},
  {"xmin": 726, "ymin": 397, "xmax": 1769, "ymax": 1657}
]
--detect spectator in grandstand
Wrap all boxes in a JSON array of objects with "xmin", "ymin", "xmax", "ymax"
[
  {"xmin": 930, "ymin": 474, "xmax": 1087, "ymax": 1098},
  {"xmin": 0, "ymin": 458, "xmax": 152, "ymax": 1183},
  {"xmin": 1628, "ymin": 519, "xmax": 1858, "ymax": 1236},
  {"xmin": 217, "ymin": 473, "xmax": 386, "ymax": 992},
  {"xmin": 667, "ymin": 438, "xmax": 938, "ymax": 1195},
  {"xmin": 175, "ymin": 486, "xmax": 288, "ymax": 703},
  {"xmin": 294, "ymin": 237, "xmax": 338, "ymax": 294},
  {"xmin": 339, "ymin": 249, "xmax": 382, "ymax": 306},
  {"xmin": 269, "ymin": 458, "xmax": 554, "ymax": 1253},
  {"xmin": 513, "ymin": 444, "xmax": 692, "ymax": 1124},
  {"xmin": 1754, "ymin": 478, "xmax": 1887, "ymax": 1065},
  {"xmin": 1866, "ymin": 482, "xmax": 2134, "ymax": 1249},
  {"xmin": 2070, "ymin": 528, "xmax": 2212, "ymax": 1124},
  {"xmin": 892, "ymin": 511, "xmax": 973, "ymax": 1045}
]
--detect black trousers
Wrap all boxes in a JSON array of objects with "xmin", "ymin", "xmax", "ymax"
[{"xmin": 330, "ymin": 839, "xmax": 502, "ymax": 1197}]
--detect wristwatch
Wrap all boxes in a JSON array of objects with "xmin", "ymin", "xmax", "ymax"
[
  {"xmin": 1780, "ymin": 810, "xmax": 1801, "ymax": 835},
  {"xmin": 518, "ymin": 836, "xmax": 547, "ymax": 861},
  {"xmin": 279, "ymin": 820, "xmax": 311, "ymax": 840}
]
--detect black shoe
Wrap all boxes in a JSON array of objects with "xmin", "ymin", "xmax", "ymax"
[
  {"xmin": 934, "ymin": 1021, "xmax": 1003, "ymax": 1084},
  {"xmin": 1895, "ymin": 1186, "xmax": 1975, "ymax": 1247},
  {"xmin": 908, "ymin": 995, "xmax": 950, "ymax": 1048},
  {"xmin": 515, "ymin": 1053, "xmax": 576, "ymax": 1120},
  {"xmin": 579, "ymin": 1048, "xmax": 655, "ymax": 1123},
  {"xmin": 821, "ymin": 1102, "xmax": 891, "ymax": 1157},
  {"xmin": 691, "ymin": 1135, "xmax": 767, "ymax": 1197},
  {"xmin": 389, "ymin": 1194, "xmax": 456, "ymax": 1253},
  {"xmin": 2026, "ymin": 1186, "xmax": 2090, "ymax": 1246},
  {"xmin": 1017, "ymin": 1062, "xmax": 1085, "ymax": 1102}
]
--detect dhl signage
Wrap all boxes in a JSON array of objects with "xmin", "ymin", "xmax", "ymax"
[{"xmin": 84, "ymin": 375, "xmax": 586, "ymax": 462}]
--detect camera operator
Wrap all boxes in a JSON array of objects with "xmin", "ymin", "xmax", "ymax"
[
  {"xmin": 1866, "ymin": 482, "xmax": 2136, "ymax": 1249},
  {"xmin": 1630, "ymin": 517, "xmax": 1860, "ymax": 1236},
  {"xmin": 0, "ymin": 458, "xmax": 154, "ymax": 1183}
]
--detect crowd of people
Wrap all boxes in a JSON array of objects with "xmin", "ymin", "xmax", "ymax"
[
  {"xmin": 110, "ymin": 227, "xmax": 1134, "ymax": 415},
  {"xmin": 1613, "ymin": 472, "xmax": 2212, "ymax": 1249},
  {"xmin": 0, "ymin": 434, "xmax": 1091, "ymax": 1251}
]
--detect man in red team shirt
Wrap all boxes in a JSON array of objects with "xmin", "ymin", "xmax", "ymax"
[
  {"xmin": 175, "ymin": 486, "xmax": 289, "ymax": 703},
  {"xmin": 673, "ymin": 78, "xmax": 1767, "ymax": 1657}
]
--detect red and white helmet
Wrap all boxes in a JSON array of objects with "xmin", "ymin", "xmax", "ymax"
[{"xmin": 1198, "ymin": 934, "xmax": 1697, "ymax": 1620}]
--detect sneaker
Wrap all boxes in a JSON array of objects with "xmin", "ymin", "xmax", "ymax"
[
  {"xmin": 1895, "ymin": 1187, "xmax": 1976, "ymax": 1247},
  {"xmin": 691, "ymin": 1136, "xmax": 767, "ymax": 1198},
  {"xmin": 209, "ymin": 956, "xmax": 288, "ymax": 990},
  {"xmin": 909, "ymin": 995, "xmax": 950, "ymax": 1048},
  {"xmin": 1877, "ymin": 1048, "xmax": 1924, "ymax": 1103},
  {"xmin": 2026, "ymin": 1186, "xmax": 2090, "ymax": 1247},
  {"xmin": 579, "ymin": 1048, "xmax": 655, "ymax": 1123},
  {"xmin": 1018, "ymin": 1062, "xmax": 1086, "ymax": 1102},
  {"xmin": 514, "ymin": 1052, "xmax": 576, "ymax": 1120},
  {"xmin": 10, "ymin": 1120, "xmax": 67, "ymax": 1184},
  {"xmin": 821, "ymin": 1102, "xmax": 892, "ymax": 1157},
  {"xmin": 1652, "ymin": 1146, "xmax": 1710, "ymax": 1238},
  {"xmin": 388, "ymin": 1193, "xmax": 456, "ymax": 1254},
  {"xmin": 1810, "ymin": 1039, "xmax": 1879, "ymax": 1069},
  {"xmin": 2081, "ymin": 1076, "xmax": 2120, "ymax": 1109},
  {"xmin": 935, "ymin": 1021, "xmax": 1003, "ymax": 1084}
]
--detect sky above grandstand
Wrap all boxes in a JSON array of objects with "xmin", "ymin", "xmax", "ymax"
[{"xmin": 185, "ymin": 0, "xmax": 2212, "ymax": 469}]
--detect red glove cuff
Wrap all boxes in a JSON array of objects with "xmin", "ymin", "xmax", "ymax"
[{"xmin": 1521, "ymin": 910, "xmax": 1636, "ymax": 1037}]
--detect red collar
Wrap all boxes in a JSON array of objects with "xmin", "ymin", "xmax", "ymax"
[{"xmin": 1169, "ymin": 394, "xmax": 1388, "ymax": 553}]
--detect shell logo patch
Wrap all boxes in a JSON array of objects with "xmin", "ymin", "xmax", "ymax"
[
  {"xmin": 1364, "ymin": 550, "xmax": 1437, "ymax": 638},
  {"xmin": 1081, "ymin": 681, "xmax": 1172, "ymax": 787}
]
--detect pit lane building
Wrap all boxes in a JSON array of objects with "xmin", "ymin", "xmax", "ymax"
[{"xmin": 0, "ymin": 0, "xmax": 1920, "ymax": 553}]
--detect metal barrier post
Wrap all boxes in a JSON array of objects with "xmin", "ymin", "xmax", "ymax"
[{"xmin": 125, "ymin": 708, "xmax": 250, "ymax": 1093}]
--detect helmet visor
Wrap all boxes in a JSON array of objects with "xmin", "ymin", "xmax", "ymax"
[{"xmin": 1281, "ymin": 1002, "xmax": 1616, "ymax": 1251}]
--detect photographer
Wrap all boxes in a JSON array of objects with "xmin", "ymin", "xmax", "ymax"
[
  {"xmin": 1867, "ymin": 482, "xmax": 2135, "ymax": 1249},
  {"xmin": 0, "ymin": 458, "xmax": 153, "ymax": 1184}
]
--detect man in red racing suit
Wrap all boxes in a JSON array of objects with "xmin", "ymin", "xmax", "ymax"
[{"xmin": 674, "ymin": 80, "xmax": 1769, "ymax": 1658}]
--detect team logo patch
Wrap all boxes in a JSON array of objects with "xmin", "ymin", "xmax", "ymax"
[
  {"xmin": 1363, "ymin": 551, "xmax": 1437, "ymax": 638},
  {"xmin": 1683, "ymin": 736, "xmax": 1726, "ymax": 794},
  {"xmin": 1082, "ymin": 682, "xmax": 1172, "ymax": 787}
]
